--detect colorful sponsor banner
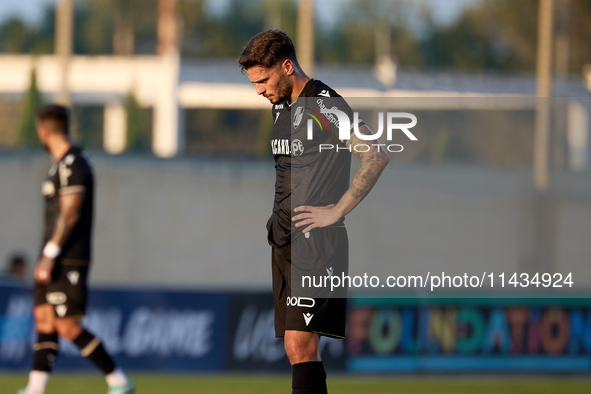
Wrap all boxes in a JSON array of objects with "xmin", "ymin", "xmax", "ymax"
[
  {"xmin": 3, "ymin": 284, "xmax": 591, "ymax": 373},
  {"xmin": 225, "ymin": 292, "xmax": 346, "ymax": 372},
  {"xmin": 347, "ymin": 298, "xmax": 591, "ymax": 372},
  {"xmin": 0, "ymin": 284, "xmax": 228, "ymax": 371}
]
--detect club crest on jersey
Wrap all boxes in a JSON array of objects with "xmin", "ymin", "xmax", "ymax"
[
  {"xmin": 293, "ymin": 106, "xmax": 305, "ymax": 129},
  {"xmin": 42, "ymin": 181, "xmax": 56, "ymax": 197},
  {"xmin": 64, "ymin": 154, "xmax": 75, "ymax": 165}
]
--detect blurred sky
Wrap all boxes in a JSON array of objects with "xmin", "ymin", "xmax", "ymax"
[
  {"xmin": 0, "ymin": 0, "xmax": 56, "ymax": 24},
  {"xmin": 0, "ymin": 0, "xmax": 478, "ymax": 26}
]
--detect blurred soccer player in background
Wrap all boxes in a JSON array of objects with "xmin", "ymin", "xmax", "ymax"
[
  {"xmin": 18, "ymin": 105, "xmax": 134, "ymax": 394},
  {"xmin": 2, "ymin": 254, "xmax": 28, "ymax": 282}
]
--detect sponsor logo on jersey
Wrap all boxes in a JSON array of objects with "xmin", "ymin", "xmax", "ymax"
[
  {"xmin": 316, "ymin": 99, "xmax": 341, "ymax": 129},
  {"xmin": 274, "ymin": 112, "xmax": 280, "ymax": 124},
  {"xmin": 318, "ymin": 90, "xmax": 331, "ymax": 97},
  {"xmin": 274, "ymin": 104, "xmax": 284, "ymax": 110},
  {"xmin": 67, "ymin": 270, "xmax": 80, "ymax": 285},
  {"xmin": 303, "ymin": 313, "xmax": 314, "ymax": 326},
  {"xmin": 46, "ymin": 292, "xmax": 67, "ymax": 305},
  {"xmin": 271, "ymin": 139, "xmax": 292, "ymax": 155},
  {"xmin": 286, "ymin": 297, "xmax": 316, "ymax": 308},
  {"xmin": 291, "ymin": 139, "xmax": 304, "ymax": 156},
  {"xmin": 42, "ymin": 181, "xmax": 56, "ymax": 197},
  {"xmin": 293, "ymin": 106, "xmax": 328, "ymax": 133}
]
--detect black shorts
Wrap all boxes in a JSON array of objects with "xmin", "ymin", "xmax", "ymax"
[
  {"xmin": 33, "ymin": 259, "xmax": 90, "ymax": 319},
  {"xmin": 272, "ymin": 227, "xmax": 348, "ymax": 339}
]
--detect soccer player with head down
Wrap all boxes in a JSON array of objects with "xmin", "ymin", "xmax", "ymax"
[
  {"xmin": 239, "ymin": 30, "xmax": 389, "ymax": 393},
  {"xmin": 18, "ymin": 105, "xmax": 134, "ymax": 394}
]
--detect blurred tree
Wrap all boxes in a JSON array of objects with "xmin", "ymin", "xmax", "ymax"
[
  {"xmin": 195, "ymin": 0, "xmax": 264, "ymax": 58},
  {"xmin": 420, "ymin": 3, "xmax": 506, "ymax": 70},
  {"xmin": 1, "ymin": 0, "xmax": 590, "ymax": 74},
  {"xmin": 0, "ymin": 9, "xmax": 54, "ymax": 54},
  {"xmin": 125, "ymin": 91, "xmax": 145, "ymax": 151},
  {"xmin": 420, "ymin": 0, "xmax": 591, "ymax": 73},
  {"xmin": 0, "ymin": 18, "xmax": 29, "ymax": 53},
  {"xmin": 18, "ymin": 69, "xmax": 43, "ymax": 147},
  {"xmin": 568, "ymin": 0, "xmax": 591, "ymax": 74},
  {"xmin": 177, "ymin": 0, "xmax": 208, "ymax": 56},
  {"xmin": 257, "ymin": 109, "xmax": 273, "ymax": 156},
  {"xmin": 317, "ymin": 0, "xmax": 421, "ymax": 66},
  {"xmin": 123, "ymin": 91, "xmax": 153, "ymax": 152},
  {"xmin": 178, "ymin": 0, "xmax": 296, "ymax": 59},
  {"xmin": 76, "ymin": 0, "xmax": 157, "ymax": 55}
]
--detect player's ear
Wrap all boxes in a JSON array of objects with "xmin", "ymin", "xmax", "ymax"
[
  {"xmin": 282, "ymin": 59, "xmax": 295, "ymax": 76},
  {"xmin": 35, "ymin": 120, "xmax": 46, "ymax": 138}
]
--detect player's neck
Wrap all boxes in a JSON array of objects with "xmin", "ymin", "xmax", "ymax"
[
  {"xmin": 288, "ymin": 71, "xmax": 311, "ymax": 104},
  {"xmin": 48, "ymin": 137, "xmax": 73, "ymax": 161}
]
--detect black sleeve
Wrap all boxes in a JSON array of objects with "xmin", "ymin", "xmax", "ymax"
[{"xmin": 58, "ymin": 156, "xmax": 88, "ymax": 194}]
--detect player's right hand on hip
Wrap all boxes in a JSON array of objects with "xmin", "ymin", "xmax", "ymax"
[{"xmin": 35, "ymin": 256, "xmax": 55, "ymax": 284}]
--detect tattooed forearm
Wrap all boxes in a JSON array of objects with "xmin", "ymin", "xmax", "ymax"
[
  {"xmin": 346, "ymin": 124, "xmax": 389, "ymax": 201},
  {"xmin": 51, "ymin": 193, "xmax": 84, "ymax": 247},
  {"xmin": 350, "ymin": 157, "xmax": 385, "ymax": 199},
  {"xmin": 52, "ymin": 210, "xmax": 78, "ymax": 246}
]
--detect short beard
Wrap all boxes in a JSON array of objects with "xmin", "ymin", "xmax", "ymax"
[{"xmin": 272, "ymin": 75, "xmax": 293, "ymax": 104}]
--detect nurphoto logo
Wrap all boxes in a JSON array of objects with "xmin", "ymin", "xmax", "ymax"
[{"xmin": 306, "ymin": 106, "xmax": 418, "ymax": 153}]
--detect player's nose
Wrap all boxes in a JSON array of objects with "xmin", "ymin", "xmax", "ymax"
[{"xmin": 256, "ymin": 84, "xmax": 266, "ymax": 96}]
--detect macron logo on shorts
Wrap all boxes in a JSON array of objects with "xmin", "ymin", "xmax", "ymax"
[
  {"xmin": 67, "ymin": 270, "xmax": 80, "ymax": 285},
  {"xmin": 303, "ymin": 313, "xmax": 314, "ymax": 326},
  {"xmin": 326, "ymin": 267, "xmax": 334, "ymax": 279},
  {"xmin": 56, "ymin": 305, "xmax": 68, "ymax": 317}
]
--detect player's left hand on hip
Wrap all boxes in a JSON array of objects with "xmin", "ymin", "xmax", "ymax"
[{"xmin": 293, "ymin": 204, "xmax": 341, "ymax": 233}]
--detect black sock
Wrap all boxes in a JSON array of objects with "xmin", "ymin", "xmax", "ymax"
[
  {"xmin": 292, "ymin": 361, "xmax": 327, "ymax": 394},
  {"xmin": 32, "ymin": 332, "xmax": 59, "ymax": 372},
  {"xmin": 320, "ymin": 362, "xmax": 327, "ymax": 394},
  {"xmin": 73, "ymin": 329, "xmax": 116, "ymax": 375}
]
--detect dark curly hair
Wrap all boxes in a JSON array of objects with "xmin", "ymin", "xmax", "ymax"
[
  {"xmin": 37, "ymin": 104, "xmax": 70, "ymax": 135},
  {"xmin": 238, "ymin": 30, "xmax": 298, "ymax": 72}
]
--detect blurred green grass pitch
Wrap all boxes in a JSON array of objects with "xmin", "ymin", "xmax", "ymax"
[{"xmin": 1, "ymin": 374, "xmax": 589, "ymax": 393}]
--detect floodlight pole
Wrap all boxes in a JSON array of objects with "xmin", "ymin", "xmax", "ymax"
[
  {"xmin": 152, "ymin": 0, "xmax": 182, "ymax": 158},
  {"xmin": 533, "ymin": 0, "xmax": 554, "ymax": 192},
  {"xmin": 55, "ymin": 0, "xmax": 73, "ymax": 107},
  {"xmin": 297, "ymin": 0, "xmax": 315, "ymax": 77},
  {"xmin": 531, "ymin": 0, "xmax": 557, "ymax": 275}
]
